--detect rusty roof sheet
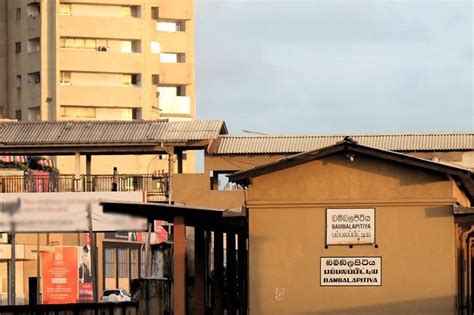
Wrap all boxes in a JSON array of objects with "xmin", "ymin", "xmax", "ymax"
[
  {"xmin": 0, "ymin": 120, "xmax": 228, "ymax": 146},
  {"xmin": 210, "ymin": 133, "xmax": 474, "ymax": 154}
]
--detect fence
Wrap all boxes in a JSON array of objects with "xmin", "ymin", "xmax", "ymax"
[{"xmin": 0, "ymin": 174, "xmax": 168, "ymax": 197}]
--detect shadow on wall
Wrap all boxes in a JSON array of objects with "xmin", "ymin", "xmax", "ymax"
[
  {"xmin": 280, "ymin": 295, "xmax": 456, "ymax": 315},
  {"xmin": 424, "ymin": 206, "xmax": 452, "ymax": 218}
]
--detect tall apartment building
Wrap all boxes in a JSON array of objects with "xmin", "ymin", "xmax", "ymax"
[{"xmin": 0, "ymin": 0, "xmax": 195, "ymax": 122}]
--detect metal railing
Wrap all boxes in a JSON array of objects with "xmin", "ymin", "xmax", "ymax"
[{"xmin": 0, "ymin": 174, "xmax": 169, "ymax": 197}]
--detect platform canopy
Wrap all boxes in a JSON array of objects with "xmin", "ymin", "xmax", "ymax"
[{"xmin": 0, "ymin": 120, "xmax": 228, "ymax": 155}]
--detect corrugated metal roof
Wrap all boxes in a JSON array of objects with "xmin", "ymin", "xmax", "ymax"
[
  {"xmin": 0, "ymin": 120, "xmax": 228, "ymax": 146},
  {"xmin": 210, "ymin": 133, "xmax": 474, "ymax": 154}
]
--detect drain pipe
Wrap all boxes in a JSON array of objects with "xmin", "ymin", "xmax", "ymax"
[{"xmin": 460, "ymin": 225, "xmax": 474, "ymax": 311}]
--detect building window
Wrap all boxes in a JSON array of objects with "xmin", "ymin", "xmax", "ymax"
[
  {"xmin": 15, "ymin": 42, "xmax": 21, "ymax": 54},
  {"xmin": 121, "ymin": 41, "xmax": 132, "ymax": 53},
  {"xmin": 60, "ymin": 37, "xmax": 98, "ymax": 50},
  {"xmin": 27, "ymin": 37, "xmax": 40, "ymax": 53},
  {"xmin": 160, "ymin": 53, "xmax": 185, "ymax": 64},
  {"xmin": 156, "ymin": 21, "xmax": 185, "ymax": 32},
  {"xmin": 105, "ymin": 248, "xmax": 116, "ymax": 278},
  {"xmin": 60, "ymin": 106, "xmax": 96, "ymax": 118},
  {"xmin": 59, "ymin": 72, "xmax": 71, "ymax": 85},
  {"xmin": 151, "ymin": 7, "xmax": 159, "ymax": 19},
  {"xmin": 28, "ymin": 72, "xmax": 40, "ymax": 84},
  {"xmin": 59, "ymin": 4, "xmax": 71, "ymax": 16},
  {"xmin": 27, "ymin": 2, "xmax": 40, "ymax": 18},
  {"xmin": 16, "ymin": 75, "xmax": 21, "ymax": 88},
  {"xmin": 117, "ymin": 249, "xmax": 129, "ymax": 278},
  {"xmin": 158, "ymin": 85, "xmax": 186, "ymax": 97},
  {"xmin": 131, "ymin": 249, "xmax": 139, "ymax": 279},
  {"xmin": 210, "ymin": 170, "xmax": 243, "ymax": 191},
  {"xmin": 121, "ymin": 74, "xmax": 140, "ymax": 86},
  {"xmin": 151, "ymin": 41, "xmax": 161, "ymax": 54},
  {"xmin": 16, "ymin": 8, "xmax": 21, "ymax": 21},
  {"xmin": 15, "ymin": 110, "xmax": 22, "ymax": 121}
]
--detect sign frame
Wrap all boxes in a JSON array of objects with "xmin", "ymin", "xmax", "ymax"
[
  {"xmin": 325, "ymin": 208, "xmax": 376, "ymax": 246},
  {"xmin": 320, "ymin": 256, "xmax": 382, "ymax": 287}
]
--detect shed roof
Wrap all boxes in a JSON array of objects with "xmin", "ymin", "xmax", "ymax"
[
  {"xmin": 0, "ymin": 120, "xmax": 227, "ymax": 145},
  {"xmin": 209, "ymin": 133, "xmax": 474, "ymax": 154},
  {"xmin": 228, "ymin": 137, "xmax": 474, "ymax": 201},
  {"xmin": 0, "ymin": 120, "xmax": 228, "ymax": 154}
]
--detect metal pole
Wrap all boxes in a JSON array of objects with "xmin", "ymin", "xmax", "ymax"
[
  {"xmin": 36, "ymin": 233, "xmax": 41, "ymax": 304},
  {"xmin": 9, "ymin": 222, "xmax": 16, "ymax": 306},
  {"xmin": 87, "ymin": 203, "xmax": 98, "ymax": 302},
  {"xmin": 144, "ymin": 222, "xmax": 152, "ymax": 277}
]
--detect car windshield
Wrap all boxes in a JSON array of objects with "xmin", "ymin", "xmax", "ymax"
[
  {"xmin": 121, "ymin": 289, "xmax": 129, "ymax": 296},
  {"xmin": 103, "ymin": 290, "xmax": 120, "ymax": 296}
]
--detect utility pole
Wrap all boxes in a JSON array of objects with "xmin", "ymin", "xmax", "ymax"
[
  {"xmin": 86, "ymin": 203, "xmax": 98, "ymax": 302},
  {"xmin": 1, "ymin": 199, "xmax": 20, "ymax": 306}
]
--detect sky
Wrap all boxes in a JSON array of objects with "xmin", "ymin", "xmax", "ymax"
[{"xmin": 195, "ymin": 0, "xmax": 473, "ymax": 135}]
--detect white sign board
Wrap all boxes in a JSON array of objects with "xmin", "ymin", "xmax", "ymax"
[
  {"xmin": 0, "ymin": 192, "xmax": 147, "ymax": 232},
  {"xmin": 320, "ymin": 257, "xmax": 381, "ymax": 286},
  {"xmin": 326, "ymin": 208, "xmax": 375, "ymax": 245}
]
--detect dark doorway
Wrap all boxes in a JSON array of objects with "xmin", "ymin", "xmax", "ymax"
[{"xmin": 28, "ymin": 277, "xmax": 38, "ymax": 305}]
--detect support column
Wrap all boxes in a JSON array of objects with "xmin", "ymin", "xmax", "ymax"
[
  {"xmin": 85, "ymin": 154, "xmax": 91, "ymax": 191},
  {"xmin": 173, "ymin": 216, "xmax": 186, "ymax": 315},
  {"xmin": 213, "ymin": 232, "xmax": 224, "ymax": 315},
  {"xmin": 238, "ymin": 234, "xmax": 248, "ymax": 315},
  {"xmin": 176, "ymin": 150, "xmax": 183, "ymax": 174},
  {"xmin": 226, "ymin": 233, "xmax": 236, "ymax": 315},
  {"xmin": 194, "ymin": 227, "xmax": 206, "ymax": 315},
  {"xmin": 74, "ymin": 152, "xmax": 81, "ymax": 191},
  {"xmin": 166, "ymin": 147, "xmax": 174, "ymax": 204}
]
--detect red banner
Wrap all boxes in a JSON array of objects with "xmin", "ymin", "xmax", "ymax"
[{"xmin": 42, "ymin": 247, "xmax": 78, "ymax": 304}]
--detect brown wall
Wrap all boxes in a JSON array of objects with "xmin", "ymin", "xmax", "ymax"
[
  {"xmin": 246, "ymin": 154, "xmax": 464, "ymax": 314},
  {"xmin": 173, "ymin": 173, "xmax": 244, "ymax": 209}
]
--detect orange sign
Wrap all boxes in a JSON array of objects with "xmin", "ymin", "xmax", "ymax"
[{"xmin": 42, "ymin": 247, "xmax": 78, "ymax": 304}]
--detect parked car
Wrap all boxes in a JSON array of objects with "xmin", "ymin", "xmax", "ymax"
[{"xmin": 101, "ymin": 289, "xmax": 131, "ymax": 302}]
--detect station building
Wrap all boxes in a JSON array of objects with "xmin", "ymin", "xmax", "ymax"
[{"xmin": 0, "ymin": 120, "xmax": 473, "ymax": 314}]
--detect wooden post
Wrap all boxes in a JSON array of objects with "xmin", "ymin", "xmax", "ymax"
[
  {"xmin": 238, "ymin": 234, "xmax": 247, "ymax": 315},
  {"xmin": 174, "ymin": 216, "xmax": 186, "ymax": 315},
  {"xmin": 74, "ymin": 152, "xmax": 81, "ymax": 191},
  {"xmin": 194, "ymin": 227, "xmax": 206, "ymax": 315},
  {"xmin": 226, "ymin": 233, "xmax": 236, "ymax": 315},
  {"xmin": 213, "ymin": 232, "xmax": 224, "ymax": 315},
  {"xmin": 85, "ymin": 154, "xmax": 91, "ymax": 191},
  {"xmin": 87, "ymin": 204, "xmax": 98, "ymax": 302},
  {"xmin": 176, "ymin": 150, "xmax": 183, "ymax": 174}
]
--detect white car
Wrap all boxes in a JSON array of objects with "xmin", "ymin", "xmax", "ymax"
[{"xmin": 101, "ymin": 288, "xmax": 131, "ymax": 302}]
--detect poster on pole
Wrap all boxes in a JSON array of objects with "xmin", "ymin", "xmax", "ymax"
[
  {"xmin": 42, "ymin": 247, "xmax": 78, "ymax": 304},
  {"xmin": 326, "ymin": 208, "xmax": 375, "ymax": 245},
  {"xmin": 78, "ymin": 245, "xmax": 93, "ymax": 302}
]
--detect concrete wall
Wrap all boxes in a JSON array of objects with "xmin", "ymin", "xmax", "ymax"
[{"xmin": 246, "ymin": 154, "xmax": 466, "ymax": 314}]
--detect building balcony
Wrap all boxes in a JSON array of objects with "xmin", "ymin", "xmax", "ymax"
[
  {"xmin": 154, "ymin": 0, "xmax": 193, "ymax": 20},
  {"xmin": 153, "ymin": 31, "xmax": 190, "ymax": 53},
  {"xmin": 59, "ymin": 85, "xmax": 142, "ymax": 107},
  {"xmin": 158, "ymin": 96, "xmax": 191, "ymax": 115},
  {"xmin": 59, "ymin": 16, "xmax": 142, "ymax": 39},
  {"xmin": 159, "ymin": 63, "xmax": 192, "ymax": 85},
  {"xmin": 0, "ymin": 174, "xmax": 168, "ymax": 201},
  {"xmin": 59, "ymin": 50, "xmax": 144, "ymax": 73}
]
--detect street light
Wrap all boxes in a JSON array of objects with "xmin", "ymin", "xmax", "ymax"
[{"xmin": 242, "ymin": 129, "xmax": 269, "ymax": 136}]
